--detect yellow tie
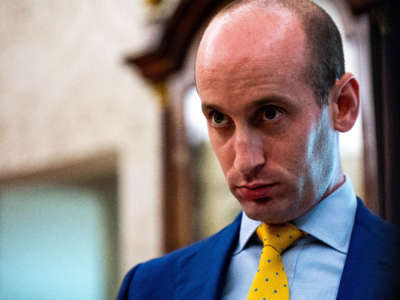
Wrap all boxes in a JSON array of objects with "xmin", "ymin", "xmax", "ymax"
[{"xmin": 247, "ymin": 223, "xmax": 303, "ymax": 300}]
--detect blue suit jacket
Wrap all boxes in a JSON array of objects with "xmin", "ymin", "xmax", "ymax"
[{"xmin": 117, "ymin": 199, "xmax": 399, "ymax": 299}]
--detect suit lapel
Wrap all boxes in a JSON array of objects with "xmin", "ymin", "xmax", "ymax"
[
  {"xmin": 336, "ymin": 199, "xmax": 399, "ymax": 300},
  {"xmin": 175, "ymin": 214, "xmax": 241, "ymax": 300}
]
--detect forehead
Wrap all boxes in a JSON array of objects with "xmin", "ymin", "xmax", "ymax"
[{"xmin": 196, "ymin": 4, "xmax": 308, "ymax": 95}]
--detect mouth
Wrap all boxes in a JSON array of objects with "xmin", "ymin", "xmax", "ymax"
[{"xmin": 236, "ymin": 183, "xmax": 278, "ymax": 201}]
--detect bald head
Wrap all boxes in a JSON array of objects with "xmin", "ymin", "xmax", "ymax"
[
  {"xmin": 196, "ymin": 3, "xmax": 308, "ymax": 97},
  {"xmin": 197, "ymin": 0, "xmax": 344, "ymax": 105}
]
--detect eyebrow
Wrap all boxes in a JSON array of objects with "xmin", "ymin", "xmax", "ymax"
[
  {"xmin": 201, "ymin": 96, "xmax": 291, "ymax": 114},
  {"xmin": 201, "ymin": 103, "xmax": 223, "ymax": 113}
]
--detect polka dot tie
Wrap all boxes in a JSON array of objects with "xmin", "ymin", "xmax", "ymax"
[{"xmin": 246, "ymin": 222, "xmax": 303, "ymax": 300}]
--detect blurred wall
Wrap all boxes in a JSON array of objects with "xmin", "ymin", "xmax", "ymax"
[{"xmin": 0, "ymin": 0, "xmax": 163, "ymax": 280}]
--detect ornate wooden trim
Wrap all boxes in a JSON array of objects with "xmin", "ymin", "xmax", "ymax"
[{"xmin": 125, "ymin": 0, "xmax": 232, "ymax": 84}]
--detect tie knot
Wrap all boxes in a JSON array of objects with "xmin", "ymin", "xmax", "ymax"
[{"xmin": 256, "ymin": 222, "xmax": 303, "ymax": 254}]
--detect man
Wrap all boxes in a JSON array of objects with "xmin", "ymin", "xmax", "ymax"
[{"xmin": 118, "ymin": 0, "xmax": 399, "ymax": 299}]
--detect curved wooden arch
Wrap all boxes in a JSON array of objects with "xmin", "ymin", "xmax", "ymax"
[{"xmin": 125, "ymin": 0, "xmax": 231, "ymax": 84}]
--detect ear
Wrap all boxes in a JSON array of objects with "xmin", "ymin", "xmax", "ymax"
[{"xmin": 329, "ymin": 73, "xmax": 360, "ymax": 133}]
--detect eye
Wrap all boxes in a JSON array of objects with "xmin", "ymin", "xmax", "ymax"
[
  {"xmin": 209, "ymin": 111, "xmax": 229, "ymax": 127},
  {"xmin": 261, "ymin": 106, "xmax": 282, "ymax": 120}
]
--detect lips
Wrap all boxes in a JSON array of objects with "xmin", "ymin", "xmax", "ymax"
[{"xmin": 236, "ymin": 183, "xmax": 277, "ymax": 200}]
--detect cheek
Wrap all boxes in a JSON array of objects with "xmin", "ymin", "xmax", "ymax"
[
  {"xmin": 303, "ymin": 116, "xmax": 336, "ymax": 182},
  {"xmin": 277, "ymin": 122, "xmax": 324, "ymax": 180},
  {"xmin": 208, "ymin": 133, "xmax": 233, "ymax": 175},
  {"xmin": 314, "ymin": 127, "xmax": 336, "ymax": 176},
  {"xmin": 214, "ymin": 145, "xmax": 234, "ymax": 176},
  {"xmin": 310, "ymin": 111, "xmax": 334, "ymax": 157},
  {"xmin": 277, "ymin": 127, "xmax": 312, "ymax": 164}
]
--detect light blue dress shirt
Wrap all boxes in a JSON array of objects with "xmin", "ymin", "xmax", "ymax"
[{"xmin": 221, "ymin": 177, "xmax": 357, "ymax": 300}]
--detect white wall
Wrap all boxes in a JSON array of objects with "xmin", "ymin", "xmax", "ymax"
[{"xmin": 0, "ymin": 0, "xmax": 163, "ymax": 279}]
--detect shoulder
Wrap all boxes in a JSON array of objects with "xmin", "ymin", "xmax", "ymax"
[
  {"xmin": 132, "ymin": 214, "xmax": 240, "ymax": 277},
  {"xmin": 117, "ymin": 213, "xmax": 242, "ymax": 299},
  {"xmin": 349, "ymin": 198, "xmax": 400, "ymax": 274},
  {"xmin": 117, "ymin": 241, "xmax": 203, "ymax": 299},
  {"xmin": 353, "ymin": 198, "xmax": 399, "ymax": 247},
  {"xmin": 125, "ymin": 236, "xmax": 210, "ymax": 282},
  {"xmin": 339, "ymin": 198, "xmax": 400, "ymax": 298}
]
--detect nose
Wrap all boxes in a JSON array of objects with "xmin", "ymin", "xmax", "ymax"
[{"xmin": 233, "ymin": 128, "xmax": 265, "ymax": 180}]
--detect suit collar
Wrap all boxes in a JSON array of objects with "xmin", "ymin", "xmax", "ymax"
[{"xmin": 175, "ymin": 213, "xmax": 241, "ymax": 300}]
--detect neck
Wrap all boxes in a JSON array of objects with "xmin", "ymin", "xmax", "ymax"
[{"xmin": 321, "ymin": 170, "xmax": 345, "ymax": 200}]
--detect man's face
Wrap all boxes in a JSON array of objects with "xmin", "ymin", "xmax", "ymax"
[{"xmin": 195, "ymin": 6, "xmax": 341, "ymax": 224}]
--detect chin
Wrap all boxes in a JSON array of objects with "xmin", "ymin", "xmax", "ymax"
[{"xmin": 242, "ymin": 202, "xmax": 292, "ymax": 225}]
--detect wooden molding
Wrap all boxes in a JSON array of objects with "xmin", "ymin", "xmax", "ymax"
[{"xmin": 125, "ymin": 0, "xmax": 232, "ymax": 84}]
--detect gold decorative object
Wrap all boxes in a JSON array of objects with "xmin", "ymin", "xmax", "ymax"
[
  {"xmin": 153, "ymin": 82, "xmax": 169, "ymax": 108},
  {"xmin": 146, "ymin": 0, "xmax": 163, "ymax": 6}
]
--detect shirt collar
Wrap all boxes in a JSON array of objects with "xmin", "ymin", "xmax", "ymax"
[
  {"xmin": 234, "ymin": 210, "xmax": 261, "ymax": 254},
  {"xmin": 234, "ymin": 176, "xmax": 357, "ymax": 255}
]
